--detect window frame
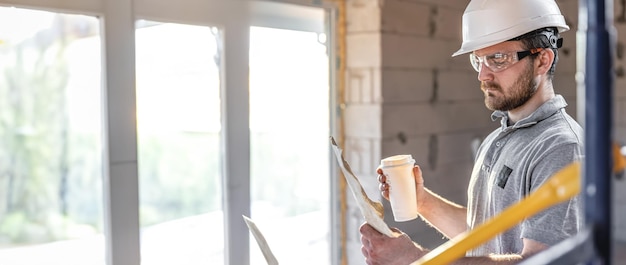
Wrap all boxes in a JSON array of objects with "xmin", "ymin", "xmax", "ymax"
[{"xmin": 0, "ymin": 0, "xmax": 339, "ymax": 264}]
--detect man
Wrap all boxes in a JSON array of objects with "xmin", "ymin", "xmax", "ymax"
[{"xmin": 359, "ymin": 0, "xmax": 584, "ymax": 264}]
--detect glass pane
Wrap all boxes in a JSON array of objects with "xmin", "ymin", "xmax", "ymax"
[
  {"xmin": 249, "ymin": 26, "xmax": 330, "ymax": 265},
  {"xmin": 135, "ymin": 21, "xmax": 223, "ymax": 265},
  {"xmin": 0, "ymin": 7, "xmax": 104, "ymax": 265}
]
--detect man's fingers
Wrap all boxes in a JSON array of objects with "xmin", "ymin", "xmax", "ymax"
[
  {"xmin": 377, "ymin": 170, "xmax": 390, "ymax": 200},
  {"xmin": 412, "ymin": 165, "xmax": 420, "ymax": 176},
  {"xmin": 379, "ymin": 182, "xmax": 390, "ymax": 200},
  {"xmin": 360, "ymin": 235, "xmax": 370, "ymax": 249},
  {"xmin": 360, "ymin": 223, "xmax": 383, "ymax": 238},
  {"xmin": 378, "ymin": 182, "xmax": 389, "ymax": 191},
  {"xmin": 413, "ymin": 165, "xmax": 424, "ymax": 185},
  {"xmin": 377, "ymin": 173, "xmax": 386, "ymax": 183},
  {"xmin": 359, "ymin": 223, "xmax": 374, "ymax": 235}
]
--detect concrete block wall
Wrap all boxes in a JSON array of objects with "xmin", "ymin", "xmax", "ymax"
[
  {"xmin": 343, "ymin": 1, "xmax": 492, "ymax": 263},
  {"xmin": 343, "ymin": 0, "xmax": 626, "ymax": 263},
  {"xmin": 378, "ymin": 0, "xmax": 492, "ymax": 252},
  {"xmin": 344, "ymin": 1, "xmax": 383, "ymax": 263}
]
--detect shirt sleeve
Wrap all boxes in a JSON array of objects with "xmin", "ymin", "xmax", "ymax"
[{"xmin": 520, "ymin": 142, "xmax": 583, "ymax": 246}]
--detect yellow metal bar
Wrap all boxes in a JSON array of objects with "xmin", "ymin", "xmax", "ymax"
[
  {"xmin": 413, "ymin": 144, "xmax": 626, "ymax": 265},
  {"xmin": 412, "ymin": 161, "xmax": 581, "ymax": 265}
]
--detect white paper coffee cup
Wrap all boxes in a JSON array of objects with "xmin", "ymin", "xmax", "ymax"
[{"xmin": 380, "ymin": 154, "xmax": 418, "ymax": 222}]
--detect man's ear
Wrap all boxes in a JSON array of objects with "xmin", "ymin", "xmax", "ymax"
[{"xmin": 535, "ymin": 48, "xmax": 555, "ymax": 75}]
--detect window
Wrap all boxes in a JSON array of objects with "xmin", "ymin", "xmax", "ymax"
[
  {"xmin": 0, "ymin": 1, "xmax": 337, "ymax": 264},
  {"xmin": 135, "ymin": 21, "xmax": 224, "ymax": 264},
  {"xmin": 249, "ymin": 26, "xmax": 330, "ymax": 264},
  {"xmin": 0, "ymin": 7, "xmax": 104, "ymax": 265}
]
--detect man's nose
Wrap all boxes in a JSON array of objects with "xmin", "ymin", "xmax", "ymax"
[{"xmin": 477, "ymin": 63, "xmax": 493, "ymax": 82}]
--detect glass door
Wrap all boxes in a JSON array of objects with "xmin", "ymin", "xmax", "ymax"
[
  {"xmin": 0, "ymin": 1, "xmax": 336, "ymax": 264},
  {"xmin": 0, "ymin": 6, "xmax": 105, "ymax": 265},
  {"xmin": 135, "ymin": 20, "xmax": 224, "ymax": 264},
  {"xmin": 249, "ymin": 4, "xmax": 331, "ymax": 264}
]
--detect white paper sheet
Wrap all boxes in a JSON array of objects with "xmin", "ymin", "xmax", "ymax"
[
  {"xmin": 329, "ymin": 136, "xmax": 395, "ymax": 237},
  {"xmin": 243, "ymin": 215, "xmax": 280, "ymax": 265}
]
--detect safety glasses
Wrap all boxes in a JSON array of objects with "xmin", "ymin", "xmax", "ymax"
[{"xmin": 470, "ymin": 48, "xmax": 543, "ymax": 73}]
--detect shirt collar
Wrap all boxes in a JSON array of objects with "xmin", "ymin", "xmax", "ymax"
[{"xmin": 490, "ymin": 95, "xmax": 568, "ymax": 130}]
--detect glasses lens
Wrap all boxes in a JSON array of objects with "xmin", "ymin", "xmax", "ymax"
[
  {"xmin": 470, "ymin": 51, "xmax": 518, "ymax": 73},
  {"xmin": 469, "ymin": 53, "xmax": 481, "ymax": 72}
]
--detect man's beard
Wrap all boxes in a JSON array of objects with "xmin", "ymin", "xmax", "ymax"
[{"xmin": 481, "ymin": 63, "xmax": 538, "ymax": 111}]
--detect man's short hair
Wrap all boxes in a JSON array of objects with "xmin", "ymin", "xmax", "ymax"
[{"xmin": 510, "ymin": 27, "xmax": 562, "ymax": 77}]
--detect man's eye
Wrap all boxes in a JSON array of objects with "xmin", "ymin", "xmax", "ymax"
[
  {"xmin": 490, "ymin": 53, "xmax": 508, "ymax": 63},
  {"xmin": 488, "ymin": 53, "xmax": 509, "ymax": 67}
]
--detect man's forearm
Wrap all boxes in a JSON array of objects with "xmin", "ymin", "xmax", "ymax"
[
  {"xmin": 406, "ymin": 247, "xmax": 524, "ymax": 265},
  {"xmin": 449, "ymin": 254, "xmax": 523, "ymax": 265},
  {"xmin": 418, "ymin": 188, "xmax": 468, "ymax": 239}
]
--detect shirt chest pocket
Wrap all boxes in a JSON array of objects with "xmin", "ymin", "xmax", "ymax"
[
  {"xmin": 494, "ymin": 165, "xmax": 512, "ymax": 189},
  {"xmin": 488, "ymin": 164, "xmax": 521, "ymax": 211}
]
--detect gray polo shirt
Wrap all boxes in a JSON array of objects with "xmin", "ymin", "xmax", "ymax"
[{"xmin": 466, "ymin": 95, "xmax": 584, "ymax": 256}]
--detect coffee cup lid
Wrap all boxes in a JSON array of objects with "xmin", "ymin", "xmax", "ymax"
[{"xmin": 380, "ymin": 154, "xmax": 414, "ymax": 167}]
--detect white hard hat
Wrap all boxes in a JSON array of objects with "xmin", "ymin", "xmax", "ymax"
[{"xmin": 452, "ymin": 0, "xmax": 570, "ymax": 57}]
